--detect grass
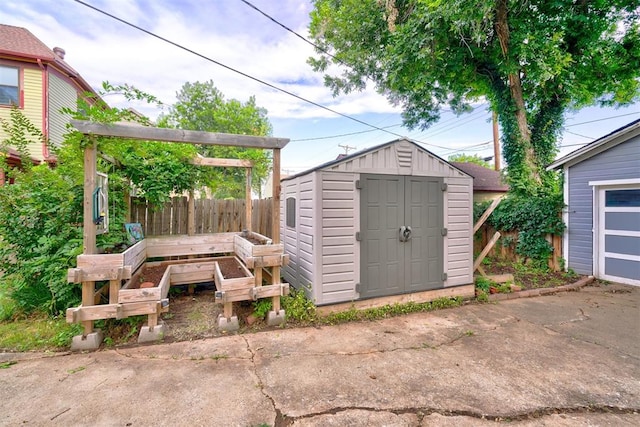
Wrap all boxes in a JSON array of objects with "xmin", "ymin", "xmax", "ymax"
[{"xmin": 0, "ymin": 314, "xmax": 82, "ymax": 352}]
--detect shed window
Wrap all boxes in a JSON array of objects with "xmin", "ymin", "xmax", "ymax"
[
  {"xmin": 286, "ymin": 197, "xmax": 296, "ymax": 228},
  {"xmin": 0, "ymin": 66, "xmax": 19, "ymax": 106}
]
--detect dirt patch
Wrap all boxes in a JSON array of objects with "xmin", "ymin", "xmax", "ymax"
[
  {"xmin": 482, "ymin": 262, "xmax": 584, "ymax": 290},
  {"xmin": 160, "ymin": 287, "xmax": 259, "ymax": 342}
]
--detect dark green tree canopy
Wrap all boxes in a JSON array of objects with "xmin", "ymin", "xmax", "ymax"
[
  {"xmin": 448, "ymin": 153, "xmax": 492, "ymax": 169},
  {"xmin": 309, "ymin": 0, "xmax": 640, "ymax": 193},
  {"xmin": 157, "ymin": 80, "xmax": 273, "ymax": 198}
]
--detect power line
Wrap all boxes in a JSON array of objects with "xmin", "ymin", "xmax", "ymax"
[
  {"xmin": 291, "ymin": 123, "xmax": 402, "ymax": 142},
  {"xmin": 74, "ymin": 0, "xmax": 456, "ymax": 147},
  {"xmin": 565, "ymin": 111, "xmax": 640, "ymax": 127},
  {"xmin": 238, "ymin": 0, "xmax": 345, "ymax": 67},
  {"xmin": 564, "ymin": 130, "xmax": 594, "ymax": 139}
]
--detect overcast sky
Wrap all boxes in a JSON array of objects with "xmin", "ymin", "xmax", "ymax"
[{"xmin": 2, "ymin": 0, "xmax": 638, "ymax": 173}]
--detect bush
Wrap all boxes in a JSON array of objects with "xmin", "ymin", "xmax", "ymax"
[
  {"xmin": 0, "ymin": 166, "xmax": 83, "ymax": 316},
  {"xmin": 487, "ymin": 192, "xmax": 564, "ymax": 263}
]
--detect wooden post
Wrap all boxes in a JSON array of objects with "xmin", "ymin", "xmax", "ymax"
[
  {"xmin": 474, "ymin": 231, "xmax": 501, "ymax": 272},
  {"xmin": 82, "ymin": 138, "xmax": 97, "ymax": 335},
  {"xmin": 272, "ymin": 149, "xmax": 281, "ymax": 242},
  {"xmin": 245, "ymin": 168, "xmax": 252, "ymax": 232},
  {"xmin": 493, "ymin": 111, "xmax": 501, "ymax": 171},
  {"xmin": 188, "ymin": 190, "xmax": 195, "ymax": 236},
  {"xmin": 271, "ymin": 149, "xmax": 282, "ymax": 313},
  {"xmin": 474, "ymin": 197, "xmax": 503, "ymax": 234}
]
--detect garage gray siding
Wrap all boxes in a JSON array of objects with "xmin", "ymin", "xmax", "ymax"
[{"xmin": 567, "ymin": 136, "xmax": 640, "ymax": 275}]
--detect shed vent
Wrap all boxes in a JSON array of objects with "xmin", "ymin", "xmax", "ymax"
[{"xmin": 396, "ymin": 145, "xmax": 413, "ymax": 168}]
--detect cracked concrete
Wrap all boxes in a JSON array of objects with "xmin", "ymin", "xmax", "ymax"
[{"xmin": 0, "ymin": 282, "xmax": 638, "ymax": 426}]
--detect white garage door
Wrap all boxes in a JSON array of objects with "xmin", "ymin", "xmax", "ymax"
[{"xmin": 597, "ymin": 187, "xmax": 640, "ymax": 286}]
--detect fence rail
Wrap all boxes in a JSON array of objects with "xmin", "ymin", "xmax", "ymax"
[{"xmin": 131, "ymin": 197, "xmax": 274, "ymax": 238}]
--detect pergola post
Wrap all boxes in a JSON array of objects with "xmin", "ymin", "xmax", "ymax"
[
  {"xmin": 82, "ymin": 139, "xmax": 97, "ymax": 335},
  {"xmin": 245, "ymin": 168, "xmax": 252, "ymax": 232},
  {"xmin": 270, "ymin": 148, "xmax": 283, "ymax": 318}
]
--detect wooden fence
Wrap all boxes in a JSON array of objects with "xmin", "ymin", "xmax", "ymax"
[
  {"xmin": 130, "ymin": 197, "xmax": 274, "ymax": 238},
  {"xmin": 474, "ymin": 224, "xmax": 563, "ymax": 271}
]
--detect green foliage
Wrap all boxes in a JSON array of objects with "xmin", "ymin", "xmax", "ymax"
[
  {"xmin": 252, "ymin": 299, "xmax": 272, "ymax": 319},
  {"xmin": 157, "ymin": 80, "xmax": 274, "ymax": 198},
  {"xmin": 58, "ymin": 82, "xmax": 202, "ymax": 207},
  {"xmin": 473, "ymin": 200, "xmax": 492, "ymax": 224},
  {"xmin": 309, "ymin": 0, "xmax": 640, "ymax": 193},
  {"xmin": 321, "ymin": 297, "xmax": 463, "ymax": 325},
  {"xmin": 0, "ymin": 166, "xmax": 83, "ymax": 315},
  {"xmin": 0, "ymin": 105, "xmax": 46, "ymax": 176},
  {"xmin": 488, "ymin": 192, "xmax": 565, "ymax": 262},
  {"xmin": 475, "ymin": 276, "xmax": 495, "ymax": 293},
  {"xmin": 281, "ymin": 288, "xmax": 318, "ymax": 323},
  {"xmin": 448, "ymin": 153, "xmax": 492, "ymax": 169},
  {"xmin": 0, "ymin": 315, "xmax": 82, "ymax": 351}
]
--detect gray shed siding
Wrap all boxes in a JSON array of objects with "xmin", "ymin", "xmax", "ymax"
[
  {"xmin": 444, "ymin": 177, "xmax": 474, "ymax": 286},
  {"xmin": 319, "ymin": 171, "xmax": 358, "ymax": 304},
  {"xmin": 567, "ymin": 136, "xmax": 640, "ymax": 275},
  {"xmin": 48, "ymin": 73, "xmax": 77, "ymax": 148},
  {"xmin": 282, "ymin": 139, "xmax": 473, "ymax": 305},
  {"xmin": 281, "ymin": 174, "xmax": 315, "ymax": 298}
]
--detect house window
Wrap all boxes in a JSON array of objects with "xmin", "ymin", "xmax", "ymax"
[
  {"xmin": 286, "ymin": 197, "xmax": 296, "ymax": 228},
  {"xmin": 0, "ymin": 66, "xmax": 19, "ymax": 106}
]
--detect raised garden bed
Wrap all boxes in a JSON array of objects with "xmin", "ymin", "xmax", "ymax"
[
  {"xmin": 214, "ymin": 256, "xmax": 254, "ymax": 291},
  {"xmin": 233, "ymin": 231, "xmax": 287, "ymax": 268}
]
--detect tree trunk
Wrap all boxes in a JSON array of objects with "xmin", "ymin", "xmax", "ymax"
[{"xmin": 495, "ymin": 0, "xmax": 540, "ymax": 186}]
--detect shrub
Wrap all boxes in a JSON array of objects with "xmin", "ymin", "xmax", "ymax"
[
  {"xmin": 488, "ymin": 192, "xmax": 564, "ymax": 263},
  {"xmin": 0, "ymin": 166, "xmax": 84, "ymax": 315}
]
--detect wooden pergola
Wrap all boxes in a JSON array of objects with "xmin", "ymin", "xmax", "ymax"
[{"xmin": 70, "ymin": 120, "xmax": 289, "ymax": 347}]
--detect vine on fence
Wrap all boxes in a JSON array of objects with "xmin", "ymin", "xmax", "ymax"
[{"xmin": 483, "ymin": 191, "xmax": 565, "ymax": 265}]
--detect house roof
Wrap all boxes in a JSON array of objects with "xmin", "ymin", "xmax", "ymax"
[
  {"xmin": 450, "ymin": 162, "xmax": 508, "ymax": 192},
  {"xmin": 282, "ymin": 138, "xmax": 469, "ymax": 181},
  {"xmin": 547, "ymin": 118, "xmax": 640, "ymax": 170},
  {"xmin": 0, "ymin": 24, "xmax": 57, "ymax": 61},
  {"xmin": 0, "ymin": 24, "xmax": 95, "ymax": 94}
]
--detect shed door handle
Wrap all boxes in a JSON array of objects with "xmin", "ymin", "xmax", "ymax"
[{"xmin": 399, "ymin": 226, "xmax": 412, "ymax": 242}]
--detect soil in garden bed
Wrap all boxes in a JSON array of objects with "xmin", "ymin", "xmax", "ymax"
[{"xmin": 216, "ymin": 257, "xmax": 248, "ymax": 279}]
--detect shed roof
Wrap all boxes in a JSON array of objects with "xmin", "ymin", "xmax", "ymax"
[
  {"xmin": 547, "ymin": 118, "xmax": 640, "ymax": 170},
  {"xmin": 450, "ymin": 162, "xmax": 508, "ymax": 192},
  {"xmin": 283, "ymin": 138, "xmax": 469, "ymax": 181}
]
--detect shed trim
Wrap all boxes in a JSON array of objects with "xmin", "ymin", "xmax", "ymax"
[{"xmin": 588, "ymin": 178, "xmax": 640, "ymax": 187}]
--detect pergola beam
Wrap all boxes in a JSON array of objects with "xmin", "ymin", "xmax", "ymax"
[
  {"xmin": 192, "ymin": 157, "xmax": 254, "ymax": 168},
  {"xmin": 71, "ymin": 120, "xmax": 289, "ymax": 149}
]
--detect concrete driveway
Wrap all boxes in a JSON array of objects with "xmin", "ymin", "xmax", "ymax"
[{"xmin": 1, "ymin": 281, "xmax": 638, "ymax": 426}]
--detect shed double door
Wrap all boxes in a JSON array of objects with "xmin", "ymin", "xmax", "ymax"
[{"xmin": 359, "ymin": 174, "xmax": 444, "ymax": 298}]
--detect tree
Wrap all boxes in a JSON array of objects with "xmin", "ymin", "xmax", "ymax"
[
  {"xmin": 157, "ymin": 80, "xmax": 274, "ymax": 198},
  {"xmin": 448, "ymin": 153, "xmax": 492, "ymax": 168},
  {"xmin": 309, "ymin": 0, "xmax": 640, "ymax": 194}
]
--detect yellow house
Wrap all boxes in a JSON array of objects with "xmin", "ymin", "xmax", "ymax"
[{"xmin": 0, "ymin": 24, "xmax": 97, "ymax": 179}]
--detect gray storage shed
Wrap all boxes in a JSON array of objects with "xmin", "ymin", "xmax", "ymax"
[
  {"xmin": 281, "ymin": 139, "xmax": 475, "ymax": 305},
  {"xmin": 548, "ymin": 118, "xmax": 640, "ymax": 286}
]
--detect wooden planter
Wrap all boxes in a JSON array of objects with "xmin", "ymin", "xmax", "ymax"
[
  {"xmin": 233, "ymin": 231, "xmax": 287, "ymax": 268},
  {"xmin": 214, "ymin": 256, "xmax": 254, "ymax": 291}
]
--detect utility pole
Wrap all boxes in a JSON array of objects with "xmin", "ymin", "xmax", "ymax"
[
  {"xmin": 338, "ymin": 144, "xmax": 356, "ymax": 155},
  {"xmin": 492, "ymin": 111, "xmax": 501, "ymax": 171}
]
